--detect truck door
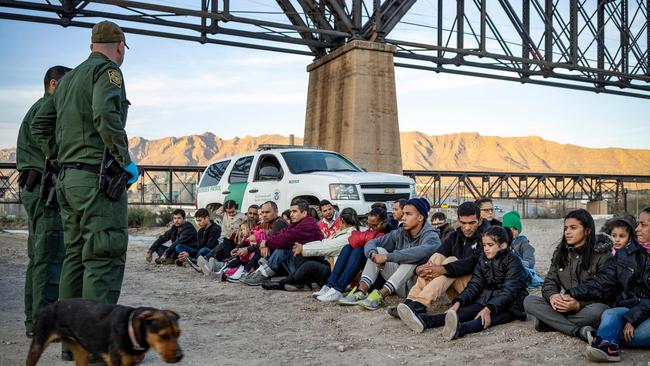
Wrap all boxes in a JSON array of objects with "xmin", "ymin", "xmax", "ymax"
[
  {"xmin": 224, "ymin": 155, "xmax": 253, "ymax": 209},
  {"xmin": 246, "ymin": 154, "xmax": 285, "ymax": 208}
]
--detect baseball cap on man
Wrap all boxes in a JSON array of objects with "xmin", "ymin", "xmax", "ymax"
[{"xmin": 92, "ymin": 21, "xmax": 129, "ymax": 49}]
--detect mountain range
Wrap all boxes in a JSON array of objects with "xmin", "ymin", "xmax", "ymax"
[{"xmin": 1, "ymin": 131, "xmax": 649, "ymax": 175}]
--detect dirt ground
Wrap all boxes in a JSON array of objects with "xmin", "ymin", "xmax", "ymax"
[{"xmin": 1, "ymin": 219, "xmax": 649, "ymax": 366}]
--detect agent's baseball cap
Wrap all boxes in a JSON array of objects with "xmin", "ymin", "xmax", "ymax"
[{"xmin": 91, "ymin": 21, "xmax": 129, "ymax": 49}]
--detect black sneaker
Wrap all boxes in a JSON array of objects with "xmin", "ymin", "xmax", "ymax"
[
  {"xmin": 261, "ymin": 280, "xmax": 283, "ymax": 291},
  {"xmin": 586, "ymin": 340, "xmax": 621, "ymax": 362},
  {"xmin": 397, "ymin": 303, "xmax": 425, "ymax": 333},
  {"xmin": 533, "ymin": 317, "xmax": 553, "ymax": 332}
]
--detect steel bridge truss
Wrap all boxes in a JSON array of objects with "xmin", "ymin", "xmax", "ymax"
[
  {"xmin": 3, "ymin": 163, "xmax": 649, "ymax": 210},
  {"xmin": 0, "ymin": 163, "xmax": 203, "ymax": 207},
  {"xmin": 0, "ymin": 0, "xmax": 648, "ymax": 98},
  {"xmin": 404, "ymin": 170, "xmax": 650, "ymax": 211}
]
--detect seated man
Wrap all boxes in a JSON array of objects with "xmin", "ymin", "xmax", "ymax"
[
  {"xmin": 262, "ymin": 207, "xmax": 359, "ymax": 291},
  {"xmin": 340, "ymin": 198, "xmax": 441, "ymax": 310},
  {"xmin": 430, "ymin": 211, "xmax": 453, "ymax": 240},
  {"xmin": 146, "ymin": 208, "xmax": 198, "ymax": 264},
  {"xmin": 392, "ymin": 201, "xmax": 488, "ymax": 317},
  {"xmin": 182, "ymin": 208, "xmax": 221, "ymax": 269},
  {"xmin": 476, "ymin": 197, "xmax": 502, "ymax": 226},
  {"xmin": 242, "ymin": 199, "xmax": 323, "ymax": 286},
  {"xmin": 245, "ymin": 204, "xmax": 259, "ymax": 223},
  {"xmin": 387, "ymin": 198, "xmax": 407, "ymax": 230},
  {"xmin": 318, "ymin": 199, "xmax": 341, "ymax": 239}
]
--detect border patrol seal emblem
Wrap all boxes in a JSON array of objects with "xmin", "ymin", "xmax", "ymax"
[{"xmin": 108, "ymin": 69, "xmax": 122, "ymax": 88}]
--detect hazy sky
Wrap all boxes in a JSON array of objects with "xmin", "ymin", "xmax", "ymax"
[{"xmin": 1, "ymin": 2, "xmax": 648, "ymax": 150}]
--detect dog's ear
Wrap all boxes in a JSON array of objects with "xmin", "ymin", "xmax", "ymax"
[
  {"xmin": 163, "ymin": 310, "xmax": 180, "ymax": 321},
  {"xmin": 136, "ymin": 310, "xmax": 156, "ymax": 324}
]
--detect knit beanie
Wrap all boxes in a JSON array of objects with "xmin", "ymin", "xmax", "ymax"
[
  {"xmin": 406, "ymin": 197, "xmax": 430, "ymax": 218},
  {"xmin": 502, "ymin": 211, "xmax": 522, "ymax": 233}
]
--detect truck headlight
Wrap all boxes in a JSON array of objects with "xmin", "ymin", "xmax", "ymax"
[
  {"xmin": 329, "ymin": 184, "xmax": 359, "ymax": 200},
  {"xmin": 411, "ymin": 184, "xmax": 416, "ymax": 197}
]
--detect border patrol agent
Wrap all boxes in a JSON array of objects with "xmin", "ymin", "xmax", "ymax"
[
  {"xmin": 16, "ymin": 66, "xmax": 70, "ymax": 337},
  {"xmin": 31, "ymin": 21, "xmax": 138, "ymax": 309}
]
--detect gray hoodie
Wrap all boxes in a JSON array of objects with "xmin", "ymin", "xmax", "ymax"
[
  {"xmin": 511, "ymin": 235, "xmax": 535, "ymax": 269},
  {"xmin": 364, "ymin": 221, "xmax": 441, "ymax": 264}
]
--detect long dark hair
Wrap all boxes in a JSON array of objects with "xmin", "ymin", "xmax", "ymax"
[
  {"xmin": 553, "ymin": 209, "xmax": 596, "ymax": 271},
  {"xmin": 339, "ymin": 207, "xmax": 360, "ymax": 230}
]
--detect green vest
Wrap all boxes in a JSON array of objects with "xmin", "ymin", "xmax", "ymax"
[
  {"xmin": 31, "ymin": 52, "xmax": 131, "ymax": 167},
  {"xmin": 16, "ymin": 93, "xmax": 49, "ymax": 172}
]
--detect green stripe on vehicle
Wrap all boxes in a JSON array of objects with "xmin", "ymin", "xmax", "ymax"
[{"xmin": 225, "ymin": 182, "xmax": 247, "ymax": 208}]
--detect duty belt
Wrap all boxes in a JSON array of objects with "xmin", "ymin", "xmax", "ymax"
[{"xmin": 60, "ymin": 162, "xmax": 101, "ymax": 174}]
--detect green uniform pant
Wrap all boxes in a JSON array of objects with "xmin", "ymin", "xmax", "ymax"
[
  {"xmin": 56, "ymin": 168, "xmax": 128, "ymax": 304},
  {"xmin": 22, "ymin": 183, "xmax": 64, "ymax": 331}
]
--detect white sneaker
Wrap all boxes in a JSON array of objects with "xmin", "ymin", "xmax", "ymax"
[
  {"xmin": 312, "ymin": 285, "xmax": 331, "ymax": 299},
  {"xmin": 317, "ymin": 288, "xmax": 342, "ymax": 302}
]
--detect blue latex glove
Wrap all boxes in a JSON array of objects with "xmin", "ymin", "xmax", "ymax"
[{"xmin": 124, "ymin": 161, "xmax": 139, "ymax": 184}]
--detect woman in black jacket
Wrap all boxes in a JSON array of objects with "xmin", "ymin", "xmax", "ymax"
[
  {"xmin": 397, "ymin": 226, "xmax": 528, "ymax": 339},
  {"xmin": 566, "ymin": 238, "xmax": 650, "ymax": 362},
  {"xmin": 523, "ymin": 209, "xmax": 612, "ymax": 340}
]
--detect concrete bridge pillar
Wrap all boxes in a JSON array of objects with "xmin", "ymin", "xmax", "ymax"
[
  {"xmin": 587, "ymin": 200, "xmax": 608, "ymax": 215},
  {"xmin": 304, "ymin": 40, "xmax": 402, "ymax": 174}
]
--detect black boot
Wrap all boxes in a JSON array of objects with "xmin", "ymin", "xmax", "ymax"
[{"xmin": 261, "ymin": 280, "xmax": 284, "ymax": 291}]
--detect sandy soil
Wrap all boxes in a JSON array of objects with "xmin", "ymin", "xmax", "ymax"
[{"xmin": 1, "ymin": 220, "xmax": 648, "ymax": 366}]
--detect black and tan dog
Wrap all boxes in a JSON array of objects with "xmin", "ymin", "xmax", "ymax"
[{"xmin": 26, "ymin": 298, "xmax": 183, "ymax": 366}]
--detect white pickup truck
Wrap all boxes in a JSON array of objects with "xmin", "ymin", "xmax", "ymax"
[{"xmin": 196, "ymin": 145, "xmax": 415, "ymax": 214}]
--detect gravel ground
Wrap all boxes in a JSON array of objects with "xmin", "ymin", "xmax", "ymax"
[{"xmin": 1, "ymin": 219, "xmax": 649, "ymax": 366}]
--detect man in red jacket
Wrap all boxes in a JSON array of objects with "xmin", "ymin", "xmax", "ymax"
[
  {"xmin": 318, "ymin": 199, "xmax": 341, "ymax": 238},
  {"xmin": 242, "ymin": 199, "xmax": 323, "ymax": 286}
]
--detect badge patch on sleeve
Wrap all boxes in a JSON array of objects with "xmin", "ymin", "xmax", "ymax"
[{"xmin": 107, "ymin": 69, "xmax": 122, "ymax": 88}]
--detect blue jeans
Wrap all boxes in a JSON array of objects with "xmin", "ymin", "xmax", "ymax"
[
  {"xmin": 267, "ymin": 249, "xmax": 299, "ymax": 275},
  {"xmin": 598, "ymin": 307, "xmax": 650, "ymax": 348},
  {"xmin": 175, "ymin": 244, "xmax": 197, "ymax": 257},
  {"xmin": 197, "ymin": 247, "xmax": 211, "ymax": 258},
  {"xmin": 326, "ymin": 245, "xmax": 366, "ymax": 292}
]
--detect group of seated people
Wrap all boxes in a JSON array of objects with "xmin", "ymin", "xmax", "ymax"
[{"xmin": 144, "ymin": 197, "xmax": 650, "ymax": 363}]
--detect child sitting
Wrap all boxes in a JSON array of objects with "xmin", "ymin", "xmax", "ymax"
[
  {"xmin": 215, "ymin": 220, "xmax": 266, "ymax": 281},
  {"xmin": 601, "ymin": 214, "xmax": 637, "ymax": 255},
  {"xmin": 397, "ymin": 226, "xmax": 528, "ymax": 339},
  {"xmin": 502, "ymin": 210, "xmax": 542, "ymax": 287}
]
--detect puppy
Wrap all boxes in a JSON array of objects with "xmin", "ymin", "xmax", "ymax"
[{"xmin": 26, "ymin": 298, "xmax": 182, "ymax": 366}]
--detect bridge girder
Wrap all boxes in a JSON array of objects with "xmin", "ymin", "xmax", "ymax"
[{"xmin": 0, "ymin": 0, "xmax": 648, "ymax": 98}]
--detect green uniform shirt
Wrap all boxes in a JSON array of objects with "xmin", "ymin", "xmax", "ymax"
[
  {"xmin": 32, "ymin": 52, "xmax": 131, "ymax": 167},
  {"xmin": 16, "ymin": 93, "xmax": 49, "ymax": 173}
]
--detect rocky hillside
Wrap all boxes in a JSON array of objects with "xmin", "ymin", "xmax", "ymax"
[{"xmin": 2, "ymin": 131, "xmax": 649, "ymax": 174}]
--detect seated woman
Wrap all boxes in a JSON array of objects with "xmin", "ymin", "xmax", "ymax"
[
  {"xmin": 565, "ymin": 209, "xmax": 649, "ymax": 362},
  {"xmin": 315, "ymin": 207, "xmax": 389, "ymax": 302},
  {"xmin": 396, "ymin": 226, "xmax": 528, "ymax": 339},
  {"xmin": 524, "ymin": 209, "xmax": 613, "ymax": 341},
  {"xmin": 261, "ymin": 208, "xmax": 359, "ymax": 291}
]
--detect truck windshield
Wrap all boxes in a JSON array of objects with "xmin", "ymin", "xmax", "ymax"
[{"xmin": 281, "ymin": 151, "xmax": 362, "ymax": 174}]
